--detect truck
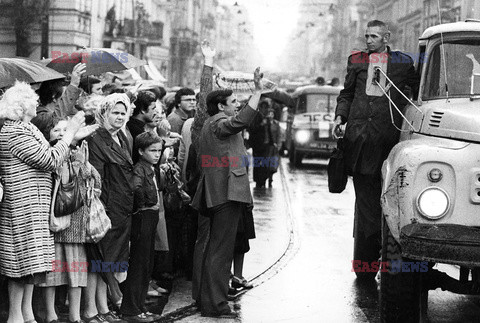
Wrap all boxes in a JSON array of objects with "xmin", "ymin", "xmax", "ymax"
[{"xmin": 380, "ymin": 20, "xmax": 480, "ymax": 322}]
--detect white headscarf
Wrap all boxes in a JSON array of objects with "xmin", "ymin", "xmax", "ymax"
[{"xmin": 95, "ymin": 93, "xmax": 131, "ymax": 133}]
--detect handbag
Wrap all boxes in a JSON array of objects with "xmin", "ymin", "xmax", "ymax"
[
  {"xmin": 328, "ymin": 138, "xmax": 348, "ymax": 193},
  {"xmin": 49, "ymin": 173, "xmax": 71, "ymax": 232},
  {"xmin": 54, "ymin": 159, "xmax": 84, "ymax": 217},
  {"xmin": 85, "ymin": 179, "xmax": 111, "ymax": 243}
]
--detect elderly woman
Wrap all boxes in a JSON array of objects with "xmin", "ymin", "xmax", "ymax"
[
  {"xmin": 85, "ymin": 93, "xmax": 134, "ymax": 322},
  {"xmin": 0, "ymin": 81, "xmax": 92, "ymax": 323}
]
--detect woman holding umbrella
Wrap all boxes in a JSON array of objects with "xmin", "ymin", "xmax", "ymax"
[{"xmin": 0, "ymin": 81, "xmax": 96, "ymax": 323}]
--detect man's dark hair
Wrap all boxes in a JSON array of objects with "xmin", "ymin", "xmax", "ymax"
[
  {"xmin": 132, "ymin": 90, "xmax": 156, "ymax": 116},
  {"xmin": 148, "ymin": 86, "xmax": 167, "ymax": 100},
  {"xmin": 174, "ymin": 87, "xmax": 195, "ymax": 107},
  {"xmin": 37, "ymin": 79, "xmax": 65, "ymax": 106},
  {"xmin": 367, "ymin": 20, "xmax": 389, "ymax": 31},
  {"xmin": 102, "ymin": 83, "xmax": 125, "ymax": 95},
  {"xmin": 206, "ymin": 89, "xmax": 233, "ymax": 116},
  {"xmin": 135, "ymin": 131, "xmax": 163, "ymax": 151},
  {"xmin": 79, "ymin": 76, "xmax": 101, "ymax": 94}
]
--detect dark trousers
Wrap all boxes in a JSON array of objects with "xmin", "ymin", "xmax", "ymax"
[
  {"xmin": 192, "ymin": 211, "xmax": 210, "ymax": 302},
  {"xmin": 185, "ymin": 207, "xmax": 198, "ymax": 280},
  {"xmin": 352, "ymin": 173, "xmax": 382, "ymax": 238},
  {"xmin": 121, "ymin": 210, "xmax": 159, "ymax": 316},
  {"xmin": 198, "ymin": 202, "xmax": 242, "ymax": 315}
]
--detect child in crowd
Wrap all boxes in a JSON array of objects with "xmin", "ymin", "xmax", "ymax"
[{"xmin": 120, "ymin": 132, "xmax": 165, "ymax": 323}]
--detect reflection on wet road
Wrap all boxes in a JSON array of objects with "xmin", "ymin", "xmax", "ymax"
[
  {"xmin": 237, "ymin": 158, "xmax": 379, "ymax": 322},
  {"xmin": 177, "ymin": 157, "xmax": 480, "ymax": 322},
  {"xmin": 237, "ymin": 158, "xmax": 480, "ymax": 322}
]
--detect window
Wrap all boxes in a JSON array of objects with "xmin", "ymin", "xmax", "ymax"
[
  {"xmin": 297, "ymin": 94, "xmax": 338, "ymax": 114},
  {"xmin": 424, "ymin": 39, "xmax": 480, "ymax": 99}
]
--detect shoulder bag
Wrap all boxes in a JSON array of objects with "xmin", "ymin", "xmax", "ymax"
[{"xmin": 54, "ymin": 159, "xmax": 84, "ymax": 217}]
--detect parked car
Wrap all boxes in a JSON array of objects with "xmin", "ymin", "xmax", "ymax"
[
  {"xmin": 380, "ymin": 20, "xmax": 480, "ymax": 322},
  {"xmin": 285, "ymin": 85, "xmax": 342, "ymax": 166}
]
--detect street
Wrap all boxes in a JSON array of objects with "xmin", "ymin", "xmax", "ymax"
[{"xmin": 176, "ymin": 157, "xmax": 480, "ymax": 322}]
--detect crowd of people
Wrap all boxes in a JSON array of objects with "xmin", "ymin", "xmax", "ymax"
[{"xmin": 0, "ymin": 39, "xmax": 281, "ymax": 323}]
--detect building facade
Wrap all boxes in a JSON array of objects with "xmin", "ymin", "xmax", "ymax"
[{"xmin": 0, "ymin": 0, "xmax": 256, "ymax": 88}]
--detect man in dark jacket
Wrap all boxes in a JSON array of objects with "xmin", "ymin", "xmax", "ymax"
[
  {"xmin": 333, "ymin": 20, "xmax": 419, "ymax": 279},
  {"xmin": 191, "ymin": 67, "xmax": 263, "ymax": 318}
]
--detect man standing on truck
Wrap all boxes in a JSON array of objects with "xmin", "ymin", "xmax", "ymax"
[{"xmin": 333, "ymin": 20, "xmax": 419, "ymax": 279}]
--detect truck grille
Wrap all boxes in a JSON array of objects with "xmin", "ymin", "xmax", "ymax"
[{"xmin": 429, "ymin": 111, "xmax": 444, "ymax": 128}]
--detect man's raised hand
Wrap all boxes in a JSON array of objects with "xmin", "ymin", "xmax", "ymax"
[
  {"xmin": 71, "ymin": 63, "xmax": 86, "ymax": 87},
  {"xmin": 201, "ymin": 39, "xmax": 216, "ymax": 66}
]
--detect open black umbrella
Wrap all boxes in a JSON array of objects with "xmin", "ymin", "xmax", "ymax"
[
  {"xmin": 47, "ymin": 47, "xmax": 146, "ymax": 76},
  {"xmin": 0, "ymin": 57, "xmax": 65, "ymax": 89}
]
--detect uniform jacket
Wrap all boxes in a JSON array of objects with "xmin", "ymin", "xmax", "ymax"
[
  {"xmin": 192, "ymin": 105, "xmax": 257, "ymax": 210},
  {"xmin": 335, "ymin": 47, "xmax": 420, "ymax": 175},
  {"xmin": 0, "ymin": 120, "xmax": 69, "ymax": 277}
]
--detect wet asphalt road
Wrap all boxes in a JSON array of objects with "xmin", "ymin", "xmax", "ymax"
[
  {"xmin": 237, "ymin": 157, "xmax": 379, "ymax": 322},
  {"xmin": 177, "ymin": 157, "xmax": 480, "ymax": 322}
]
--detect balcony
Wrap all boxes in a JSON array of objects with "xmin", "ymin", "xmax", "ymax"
[{"xmin": 104, "ymin": 19, "xmax": 163, "ymax": 46}]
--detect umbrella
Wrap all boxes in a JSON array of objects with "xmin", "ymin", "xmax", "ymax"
[
  {"xmin": 47, "ymin": 47, "xmax": 147, "ymax": 76},
  {"xmin": 0, "ymin": 57, "xmax": 66, "ymax": 89}
]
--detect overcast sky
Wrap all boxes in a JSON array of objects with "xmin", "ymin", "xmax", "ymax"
[{"xmin": 219, "ymin": 0, "xmax": 300, "ymax": 70}]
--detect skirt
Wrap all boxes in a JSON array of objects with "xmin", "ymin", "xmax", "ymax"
[{"xmin": 40, "ymin": 243, "xmax": 87, "ymax": 288}]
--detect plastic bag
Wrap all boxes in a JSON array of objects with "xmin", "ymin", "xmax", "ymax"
[{"xmin": 85, "ymin": 189, "xmax": 111, "ymax": 243}]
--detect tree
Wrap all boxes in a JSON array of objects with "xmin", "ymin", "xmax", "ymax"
[{"xmin": 2, "ymin": 0, "xmax": 52, "ymax": 57}]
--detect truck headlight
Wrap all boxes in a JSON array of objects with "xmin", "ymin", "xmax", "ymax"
[
  {"xmin": 295, "ymin": 130, "xmax": 310, "ymax": 144},
  {"xmin": 416, "ymin": 187, "xmax": 450, "ymax": 219}
]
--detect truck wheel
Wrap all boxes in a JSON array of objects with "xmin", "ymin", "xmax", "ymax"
[
  {"xmin": 289, "ymin": 144, "xmax": 303, "ymax": 167},
  {"xmin": 380, "ymin": 219, "xmax": 428, "ymax": 323}
]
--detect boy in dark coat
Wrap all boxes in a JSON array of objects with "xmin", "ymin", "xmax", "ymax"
[{"xmin": 121, "ymin": 132, "xmax": 165, "ymax": 322}]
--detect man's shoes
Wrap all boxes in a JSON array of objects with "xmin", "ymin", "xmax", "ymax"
[
  {"xmin": 228, "ymin": 287, "xmax": 239, "ymax": 300},
  {"xmin": 121, "ymin": 314, "xmax": 154, "ymax": 323},
  {"xmin": 99, "ymin": 312, "xmax": 126, "ymax": 323},
  {"xmin": 82, "ymin": 315, "xmax": 105, "ymax": 323},
  {"xmin": 147, "ymin": 281, "xmax": 168, "ymax": 297},
  {"xmin": 201, "ymin": 309, "xmax": 237, "ymax": 319},
  {"xmin": 231, "ymin": 276, "xmax": 253, "ymax": 289},
  {"xmin": 143, "ymin": 313, "xmax": 161, "ymax": 321}
]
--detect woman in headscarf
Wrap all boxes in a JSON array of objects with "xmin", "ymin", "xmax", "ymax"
[
  {"xmin": 0, "ymin": 81, "xmax": 93, "ymax": 323},
  {"xmin": 84, "ymin": 93, "xmax": 134, "ymax": 322}
]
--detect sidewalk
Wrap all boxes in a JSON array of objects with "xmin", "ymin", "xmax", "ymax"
[
  {"xmin": 0, "ymin": 161, "xmax": 292, "ymax": 323},
  {"xmin": 155, "ymin": 160, "xmax": 292, "ymax": 321}
]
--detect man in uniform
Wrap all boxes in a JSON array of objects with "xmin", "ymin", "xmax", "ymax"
[{"xmin": 333, "ymin": 20, "xmax": 419, "ymax": 279}]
